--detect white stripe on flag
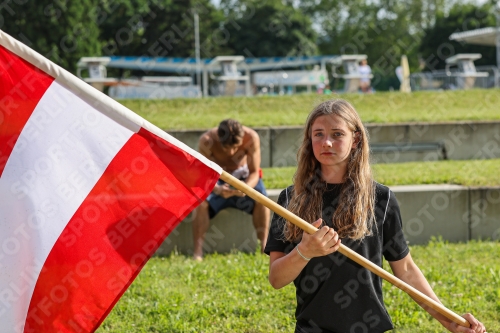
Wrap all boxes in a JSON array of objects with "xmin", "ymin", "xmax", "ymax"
[{"xmin": 0, "ymin": 81, "xmax": 135, "ymax": 331}]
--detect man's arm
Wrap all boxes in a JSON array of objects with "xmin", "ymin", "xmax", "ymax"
[
  {"xmin": 198, "ymin": 132, "xmax": 222, "ymax": 194},
  {"xmin": 198, "ymin": 131, "xmax": 214, "ymax": 161},
  {"xmin": 245, "ymin": 129, "xmax": 261, "ymax": 189}
]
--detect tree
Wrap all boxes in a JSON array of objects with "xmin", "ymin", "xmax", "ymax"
[
  {"xmin": 297, "ymin": 0, "xmax": 453, "ymax": 90},
  {"xmin": 1, "ymin": 0, "xmax": 102, "ymax": 73},
  {"xmin": 221, "ymin": 0, "xmax": 317, "ymax": 57},
  {"xmin": 99, "ymin": 0, "xmax": 231, "ymax": 59},
  {"xmin": 419, "ymin": 2, "xmax": 496, "ymax": 71}
]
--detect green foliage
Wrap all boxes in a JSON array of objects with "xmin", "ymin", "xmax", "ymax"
[
  {"xmin": 222, "ymin": 0, "xmax": 317, "ymax": 57},
  {"xmin": 96, "ymin": 0, "xmax": 152, "ymax": 57},
  {"xmin": 262, "ymin": 159, "xmax": 500, "ymax": 189},
  {"xmin": 305, "ymin": 0, "xmax": 443, "ymax": 90},
  {"xmin": 97, "ymin": 241, "xmax": 500, "ymax": 332},
  {"xmin": 99, "ymin": 0, "xmax": 230, "ymax": 60},
  {"xmin": 120, "ymin": 89, "xmax": 500, "ymax": 130},
  {"xmin": 0, "ymin": 0, "xmax": 232, "ymax": 74},
  {"xmin": 3, "ymin": 0, "xmax": 497, "ymax": 84},
  {"xmin": 419, "ymin": 2, "xmax": 496, "ymax": 71},
  {"xmin": 1, "ymin": 0, "xmax": 102, "ymax": 73},
  {"xmin": 298, "ymin": 0, "xmax": 445, "ymax": 32}
]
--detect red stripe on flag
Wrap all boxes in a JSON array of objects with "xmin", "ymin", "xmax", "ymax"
[
  {"xmin": 0, "ymin": 46, "xmax": 54, "ymax": 176},
  {"xmin": 24, "ymin": 128, "xmax": 219, "ymax": 332}
]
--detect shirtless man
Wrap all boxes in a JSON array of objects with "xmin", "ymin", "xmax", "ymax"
[{"xmin": 192, "ymin": 119, "xmax": 270, "ymax": 261}]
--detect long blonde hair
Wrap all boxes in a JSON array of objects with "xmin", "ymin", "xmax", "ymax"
[{"xmin": 284, "ymin": 99, "xmax": 375, "ymax": 242}]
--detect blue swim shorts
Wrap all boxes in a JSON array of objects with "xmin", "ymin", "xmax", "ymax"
[{"xmin": 207, "ymin": 179, "xmax": 267, "ymax": 218}]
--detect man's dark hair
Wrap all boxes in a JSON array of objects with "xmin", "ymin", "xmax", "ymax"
[{"xmin": 217, "ymin": 119, "xmax": 243, "ymax": 146}]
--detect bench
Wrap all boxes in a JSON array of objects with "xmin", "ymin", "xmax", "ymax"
[{"xmin": 370, "ymin": 141, "xmax": 447, "ymax": 163}]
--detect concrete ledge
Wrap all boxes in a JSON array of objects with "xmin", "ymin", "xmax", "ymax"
[
  {"xmin": 367, "ymin": 121, "xmax": 500, "ymax": 162},
  {"xmin": 469, "ymin": 187, "xmax": 500, "ymax": 240},
  {"xmin": 391, "ymin": 184, "xmax": 469, "ymax": 244},
  {"xmin": 157, "ymin": 185, "xmax": 500, "ymax": 256},
  {"xmin": 155, "ymin": 208, "xmax": 259, "ymax": 256},
  {"xmin": 167, "ymin": 121, "xmax": 500, "ymax": 167},
  {"xmin": 156, "ymin": 189, "xmax": 282, "ymax": 256}
]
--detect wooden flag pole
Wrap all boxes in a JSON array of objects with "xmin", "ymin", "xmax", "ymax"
[{"xmin": 220, "ymin": 171, "xmax": 470, "ymax": 328}]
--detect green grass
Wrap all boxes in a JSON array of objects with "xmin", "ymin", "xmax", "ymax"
[
  {"xmin": 120, "ymin": 89, "xmax": 500, "ymax": 130},
  {"xmin": 98, "ymin": 90, "xmax": 500, "ymax": 332},
  {"xmin": 97, "ymin": 240, "xmax": 500, "ymax": 332},
  {"xmin": 262, "ymin": 159, "xmax": 500, "ymax": 189}
]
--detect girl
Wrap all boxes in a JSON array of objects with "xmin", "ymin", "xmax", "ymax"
[{"xmin": 264, "ymin": 99, "xmax": 485, "ymax": 333}]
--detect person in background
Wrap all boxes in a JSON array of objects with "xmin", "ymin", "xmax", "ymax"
[
  {"xmin": 192, "ymin": 119, "xmax": 270, "ymax": 261},
  {"xmin": 316, "ymin": 82, "xmax": 325, "ymax": 94},
  {"xmin": 265, "ymin": 99, "xmax": 486, "ymax": 333},
  {"xmin": 359, "ymin": 59, "xmax": 372, "ymax": 93}
]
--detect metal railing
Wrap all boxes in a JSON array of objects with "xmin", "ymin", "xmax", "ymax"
[{"xmin": 410, "ymin": 66, "xmax": 499, "ymax": 91}]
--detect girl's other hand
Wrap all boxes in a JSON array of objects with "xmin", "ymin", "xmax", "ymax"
[{"xmin": 448, "ymin": 313, "xmax": 486, "ymax": 333}]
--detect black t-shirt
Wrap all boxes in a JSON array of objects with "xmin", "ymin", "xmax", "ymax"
[{"xmin": 265, "ymin": 182, "xmax": 409, "ymax": 333}]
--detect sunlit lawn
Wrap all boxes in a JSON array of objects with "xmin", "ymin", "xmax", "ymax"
[
  {"xmin": 97, "ymin": 240, "xmax": 500, "ymax": 333},
  {"xmin": 99, "ymin": 90, "xmax": 500, "ymax": 332},
  {"xmin": 121, "ymin": 89, "xmax": 500, "ymax": 130},
  {"xmin": 262, "ymin": 158, "xmax": 500, "ymax": 189}
]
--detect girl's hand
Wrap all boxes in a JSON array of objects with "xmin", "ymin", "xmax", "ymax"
[
  {"xmin": 298, "ymin": 218, "xmax": 341, "ymax": 259},
  {"xmin": 448, "ymin": 313, "xmax": 486, "ymax": 333}
]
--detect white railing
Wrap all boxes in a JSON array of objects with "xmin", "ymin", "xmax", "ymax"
[{"xmin": 410, "ymin": 66, "xmax": 499, "ymax": 91}]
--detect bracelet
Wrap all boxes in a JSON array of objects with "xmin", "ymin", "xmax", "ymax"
[{"xmin": 296, "ymin": 245, "xmax": 311, "ymax": 261}]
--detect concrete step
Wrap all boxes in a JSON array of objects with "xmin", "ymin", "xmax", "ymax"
[
  {"xmin": 168, "ymin": 121, "xmax": 500, "ymax": 167},
  {"xmin": 156, "ymin": 185, "xmax": 500, "ymax": 256}
]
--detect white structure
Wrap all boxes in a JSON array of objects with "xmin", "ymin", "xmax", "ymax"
[
  {"xmin": 205, "ymin": 56, "xmax": 250, "ymax": 97},
  {"xmin": 410, "ymin": 53, "xmax": 490, "ymax": 91},
  {"xmin": 330, "ymin": 55, "xmax": 373, "ymax": 93},
  {"xmin": 449, "ymin": 27, "xmax": 498, "ymax": 46},
  {"xmin": 76, "ymin": 57, "xmax": 117, "ymax": 92},
  {"xmin": 77, "ymin": 55, "xmax": 339, "ymax": 98},
  {"xmin": 445, "ymin": 54, "xmax": 488, "ymax": 89},
  {"xmin": 108, "ymin": 77, "xmax": 201, "ymax": 99},
  {"xmin": 252, "ymin": 69, "xmax": 328, "ymax": 94},
  {"xmin": 449, "ymin": 27, "xmax": 500, "ymax": 88},
  {"xmin": 77, "ymin": 58, "xmax": 201, "ymax": 99}
]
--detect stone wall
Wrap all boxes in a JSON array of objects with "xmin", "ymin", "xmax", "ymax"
[{"xmin": 156, "ymin": 186, "xmax": 500, "ymax": 256}]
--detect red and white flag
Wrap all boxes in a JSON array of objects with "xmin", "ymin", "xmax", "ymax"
[{"xmin": 0, "ymin": 30, "xmax": 221, "ymax": 332}]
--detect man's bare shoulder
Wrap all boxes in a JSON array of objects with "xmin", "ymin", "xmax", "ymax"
[
  {"xmin": 198, "ymin": 128, "xmax": 219, "ymax": 157},
  {"xmin": 242, "ymin": 126, "xmax": 260, "ymax": 143},
  {"xmin": 199, "ymin": 128, "xmax": 218, "ymax": 143}
]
